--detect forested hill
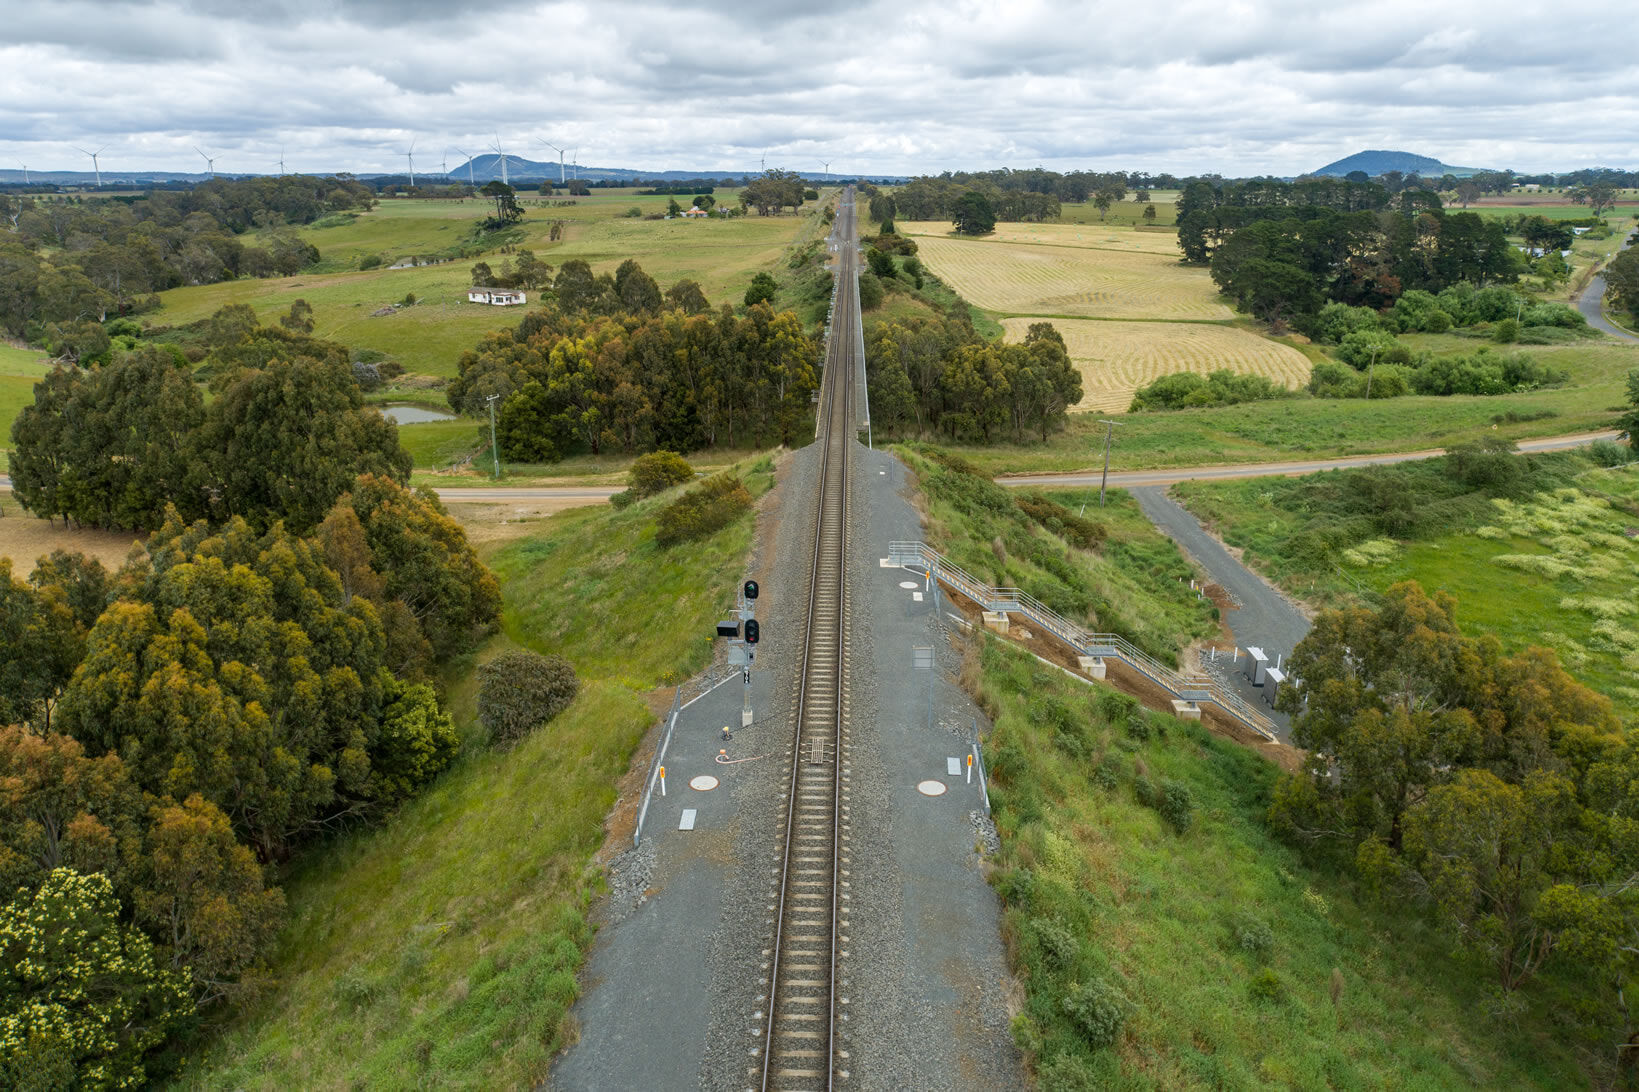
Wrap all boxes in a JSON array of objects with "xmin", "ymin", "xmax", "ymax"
[{"xmin": 1313, "ymin": 150, "xmax": 1483, "ymax": 178}]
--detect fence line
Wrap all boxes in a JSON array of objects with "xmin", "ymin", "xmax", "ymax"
[{"xmin": 887, "ymin": 540, "xmax": 1278, "ymax": 742}]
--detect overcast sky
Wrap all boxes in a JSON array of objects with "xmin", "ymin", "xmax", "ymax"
[{"xmin": 3, "ymin": 0, "xmax": 1636, "ymax": 178}]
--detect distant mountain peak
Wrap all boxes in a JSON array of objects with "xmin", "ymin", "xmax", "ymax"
[{"xmin": 1312, "ymin": 149, "xmax": 1486, "ymax": 179}]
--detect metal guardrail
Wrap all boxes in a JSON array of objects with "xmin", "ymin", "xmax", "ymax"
[{"xmin": 887, "ymin": 540, "xmax": 1278, "ymax": 741}]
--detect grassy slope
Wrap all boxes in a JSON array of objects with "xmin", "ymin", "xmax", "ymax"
[
  {"xmin": 899, "ymin": 446, "xmax": 1215, "ymax": 666},
  {"xmin": 187, "ymin": 456, "xmax": 774, "ymax": 1089},
  {"xmin": 972, "ymin": 636, "xmax": 1589, "ymax": 1088},
  {"xmin": 1176, "ymin": 458, "xmax": 1639, "ymax": 719},
  {"xmin": 148, "ymin": 195, "xmax": 819, "ymax": 380}
]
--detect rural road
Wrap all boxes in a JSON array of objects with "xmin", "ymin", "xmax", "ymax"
[
  {"xmin": 0, "ymin": 430, "xmax": 1623, "ymax": 506},
  {"xmin": 1576, "ymin": 231, "xmax": 1637, "ymax": 343},
  {"xmin": 996, "ymin": 429, "xmax": 1623, "ymax": 488}
]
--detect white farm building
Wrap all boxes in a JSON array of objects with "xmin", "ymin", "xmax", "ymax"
[{"xmin": 468, "ymin": 288, "xmax": 527, "ymax": 306}]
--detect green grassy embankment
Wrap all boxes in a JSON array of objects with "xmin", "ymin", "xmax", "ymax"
[
  {"xmin": 186, "ymin": 454, "xmax": 775, "ymax": 1089},
  {"xmin": 971, "ymin": 635, "xmax": 1591, "ymax": 1088},
  {"xmin": 1176, "ymin": 454, "xmax": 1639, "ymax": 719},
  {"xmin": 899, "ymin": 445, "xmax": 1215, "ymax": 666}
]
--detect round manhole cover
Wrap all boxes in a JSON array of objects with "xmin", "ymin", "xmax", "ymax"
[
  {"xmin": 916, "ymin": 780, "xmax": 948, "ymax": 797},
  {"xmin": 899, "ymin": 580, "xmax": 920, "ymax": 589},
  {"xmin": 690, "ymin": 775, "xmax": 719, "ymax": 791}
]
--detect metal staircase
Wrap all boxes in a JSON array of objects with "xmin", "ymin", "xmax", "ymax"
[{"xmin": 886, "ymin": 541, "xmax": 1279, "ymax": 742}]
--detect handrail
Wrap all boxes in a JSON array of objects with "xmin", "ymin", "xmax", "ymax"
[{"xmin": 888, "ymin": 540, "xmax": 1278, "ymax": 741}]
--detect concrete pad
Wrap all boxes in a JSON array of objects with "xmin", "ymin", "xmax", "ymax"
[
  {"xmin": 1077, "ymin": 655, "xmax": 1107, "ymax": 679},
  {"xmin": 1170, "ymin": 699, "xmax": 1203, "ymax": 721},
  {"xmin": 982, "ymin": 611, "xmax": 1010, "ymax": 634}
]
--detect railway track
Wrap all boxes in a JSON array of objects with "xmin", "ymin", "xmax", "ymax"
[{"xmin": 759, "ymin": 189, "xmax": 859, "ymax": 1090}]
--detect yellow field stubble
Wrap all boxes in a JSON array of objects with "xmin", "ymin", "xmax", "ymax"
[
  {"xmin": 905, "ymin": 231, "xmax": 1233, "ymax": 321},
  {"xmin": 1002, "ymin": 317, "xmax": 1312, "ymax": 414}
]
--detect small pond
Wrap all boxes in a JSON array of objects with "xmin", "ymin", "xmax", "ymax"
[{"xmin": 381, "ymin": 403, "xmax": 457, "ymax": 424}]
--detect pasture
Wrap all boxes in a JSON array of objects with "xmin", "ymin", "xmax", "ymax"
[
  {"xmin": 899, "ymin": 223, "xmax": 1233, "ymax": 322},
  {"xmin": 0, "ymin": 343, "xmax": 51, "ymax": 474},
  {"xmin": 149, "ymin": 193, "xmax": 828, "ymax": 379},
  {"xmin": 1001, "ymin": 317, "xmax": 1312, "ymax": 413}
]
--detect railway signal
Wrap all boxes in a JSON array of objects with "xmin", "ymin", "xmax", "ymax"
[{"xmin": 744, "ymin": 619, "xmax": 759, "ymax": 645}]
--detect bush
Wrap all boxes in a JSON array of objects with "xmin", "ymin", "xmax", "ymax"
[
  {"xmin": 1157, "ymin": 778, "xmax": 1195, "ymax": 831},
  {"xmin": 476, "ymin": 650, "xmax": 580, "ymax": 742},
  {"xmin": 1588, "ymin": 439, "xmax": 1632, "ymax": 467},
  {"xmin": 1493, "ymin": 317, "xmax": 1520, "ymax": 344},
  {"xmin": 1031, "ymin": 918, "xmax": 1081, "ymax": 968},
  {"xmin": 371, "ymin": 679, "xmax": 460, "ymax": 803},
  {"xmin": 1248, "ymin": 967, "xmax": 1286, "ymax": 1003},
  {"xmin": 744, "ymin": 272, "xmax": 777, "ymax": 307},
  {"xmin": 857, "ymin": 272, "xmax": 884, "ymax": 310},
  {"xmin": 1128, "ymin": 368, "xmax": 1292, "ymax": 411},
  {"xmin": 1233, "ymin": 912, "xmax": 1276, "ymax": 959},
  {"xmin": 655, "ymin": 473, "xmax": 754, "ymax": 547},
  {"xmin": 627, "ymin": 450, "xmax": 694, "ymax": 498},
  {"xmin": 1061, "ymin": 976, "xmax": 1129, "ymax": 1049},
  {"xmin": 358, "ymin": 254, "xmax": 384, "ymax": 270}
]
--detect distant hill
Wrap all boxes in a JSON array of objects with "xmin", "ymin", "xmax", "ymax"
[{"xmin": 1311, "ymin": 150, "xmax": 1487, "ymax": 179}]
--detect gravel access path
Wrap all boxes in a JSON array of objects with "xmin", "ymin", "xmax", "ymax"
[{"xmin": 1129, "ymin": 486, "xmax": 1307, "ymax": 741}]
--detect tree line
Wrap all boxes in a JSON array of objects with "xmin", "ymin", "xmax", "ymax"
[
  {"xmin": 864, "ymin": 314, "xmax": 1082, "ymax": 442},
  {"xmin": 447, "ymin": 261, "xmax": 818, "ymax": 458},
  {"xmin": 1274, "ymin": 582, "xmax": 1639, "ymax": 1055},
  {"xmin": 0, "ymin": 175, "xmax": 372, "ymax": 350},
  {"xmin": 1179, "ymin": 179, "xmax": 1522, "ymax": 327},
  {"xmin": 0, "ymin": 473, "xmax": 499, "ymax": 1082},
  {"xmin": 9, "ymin": 312, "xmax": 410, "ymax": 533}
]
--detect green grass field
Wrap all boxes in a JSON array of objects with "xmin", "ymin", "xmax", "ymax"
[
  {"xmin": 0, "ymin": 343, "xmax": 51, "ymax": 474},
  {"xmin": 186, "ymin": 455, "xmax": 774, "ymax": 1088},
  {"xmin": 973, "ymin": 636, "xmax": 1597, "ymax": 1088},
  {"xmin": 148, "ymin": 195, "xmax": 826, "ymax": 379},
  {"xmin": 1176, "ymin": 458, "xmax": 1639, "ymax": 719}
]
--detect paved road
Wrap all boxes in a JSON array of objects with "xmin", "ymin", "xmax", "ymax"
[
  {"xmin": 997, "ymin": 429, "xmax": 1622, "ymax": 489},
  {"xmin": 1, "ymin": 431, "xmax": 1620, "ymax": 505},
  {"xmin": 1576, "ymin": 231, "xmax": 1637, "ymax": 343},
  {"xmin": 1129, "ymin": 486, "xmax": 1307, "ymax": 742}
]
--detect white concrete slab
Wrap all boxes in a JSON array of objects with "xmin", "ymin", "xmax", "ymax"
[{"xmin": 679, "ymin": 808, "xmax": 697, "ymax": 830}]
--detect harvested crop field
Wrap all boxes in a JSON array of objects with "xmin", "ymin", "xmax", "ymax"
[
  {"xmin": 1001, "ymin": 317, "xmax": 1313, "ymax": 413},
  {"xmin": 902, "ymin": 229, "xmax": 1233, "ymax": 321},
  {"xmin": 900, "ymin": 220, "xmax": 1185, "ymax": 256}
]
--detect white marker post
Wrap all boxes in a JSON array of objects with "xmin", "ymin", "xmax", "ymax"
[
  {"xmin": 659, "ymin": 766, "xmax": 666, "ymax": 797},
  {"xmin": 966, "ymin": 753, "xmax": 973, "ymax": 784}
]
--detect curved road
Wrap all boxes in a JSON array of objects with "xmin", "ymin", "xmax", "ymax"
[
  {"xmin": 0, "ymin": 430, "xmax": 1622, "ymax": 505},
  {"xmin": 1576, "ymin": 231, "xmax": 1637, "ymax": 343}
]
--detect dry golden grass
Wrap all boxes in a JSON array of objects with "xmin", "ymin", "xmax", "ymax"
[
  {"xmin": 905, "ymin": 232, "xmax": 1232, "ymax": 322},
  {"xmin": 900, "ymin": 220, "xmax": 1184, "ymax": 256},
  {"xmin": 1001, "ymin": 318, "xmax": 1312, "ymax": 414},
  {"xmin": 0, "ymin": 515, "xmax": 142, "ymax": 577}
]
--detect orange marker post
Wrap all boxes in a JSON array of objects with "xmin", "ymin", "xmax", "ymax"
[
  {"xmin": 966, "ymin": 753, "xmax": 974, "ymax": 784},
  {"xmin": 659, "ymin": 766, "xmax": 666, "ymax": 796}
]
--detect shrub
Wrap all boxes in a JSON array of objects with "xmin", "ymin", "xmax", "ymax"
[
  {"xmin": 1232, "ymin": 912, "xmax": 1275, "ymax": 959},
  {"xmin": 655, "ymin": 473, "xmax": 754, "ymax": 547},
  {"xmin": 1248, "ymin": 967, "xmax": 1286, "ymax": 1003},
  {"xmin": 858, "ymin": 272, "xmax": 884, "ymax": 310},
  {"xmin": 744, "ymin": 272, "xmax": 777, "ymax": 307},
  {"xmin": 1158, "ymin": 778, "xmax": 1195, "ymax": 831},
  {"xmin": 1588, "ymin": 439, "xmax": 1632, "ymax": 467},
  {"xmin": 1061, "ymin": 976, "xmax": 1129, "ymax": 1049},
  {"xmin": 476, "ymin": 650, "xmax": 580, "ymax": 742},
  {"xmin": 1038, "ymin": 1051, "xmax": 1099, "ymax": 1090},
  {"xmin": 1493, "ymin": 317, "xmax": 1520, "ymax": 344},
  {"xmin": 358, "ymin": 254, "xmax": 383, "ymax": 270},
  {"xmin": 1125, "ymin": 716, "xmax": 1151, "ymax": 743},
  {"xmin": 1133, "ymin": 776, "xmax": 1157, "ymax": 808},
  {"xmin": 1031, "ymin": 918, "xmax": 1081, "ymax": 968},
  {"xmin": 1092, "ymin": 759, "xmax": 1120, "ymax": 790},
  {"xmin": 371, "ymin": 678, "xmax": 460, "ymax": 803},
  {"xmin": 627, "ymin": 450, "xmax": 695, "ymax": 498}
]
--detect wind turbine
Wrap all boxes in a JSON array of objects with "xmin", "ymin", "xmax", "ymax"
[
  {"xmin": 490, "ymin": 133, "xmax": 509, "ymax": 186},
  {"xmin": 402, "ymin": 138, "xmax": 417, "ymax": 189},
  {"xmin": 823, "ymin": 161, "xmax": 830, "ymax": 182},
  {"xmin": 74, "ymin": 145, "xmax": 107, "ymax": 187},
  {"xmin": 452, "ymin": 147, "xmax": 476, "ymax": 187},
  {"xmin": 569, "ymin": 148, "xmax": 578, "ymax": 182},
  {"xmin": 194, "ymin": 146, "xmax": 218, "ymax": 180},
  {"xmin": 537, "ymin": 138, "xmax": 565, "ymax": 184},
  {"xmin": 277, "ymin": 146, "xmax": 286, "ymax": 176}
]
